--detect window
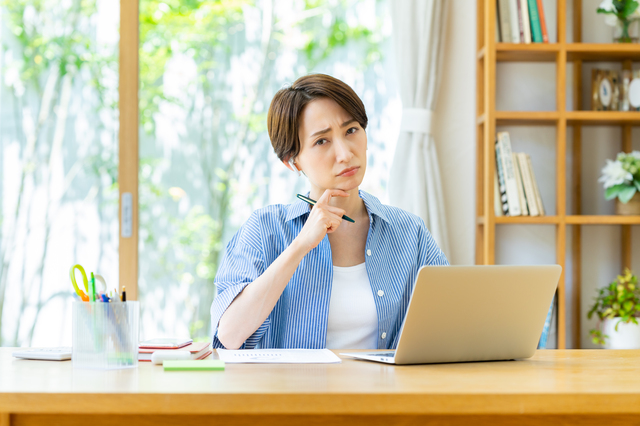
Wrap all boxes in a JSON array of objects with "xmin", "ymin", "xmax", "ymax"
[
  {"xmin": 0, "ymin": 0, "xmax": 119, "ymax": 346},
  {"xmin": 0, "ymin": 0, "xmax": 400, "ymax": 346}
]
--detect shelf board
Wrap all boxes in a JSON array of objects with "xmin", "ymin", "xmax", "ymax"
[
  {"xmin": 493, "ymin": 216, "xmax": 560, "ymax": 224},
  {"xmin": 495, "ymin": 111, "xmax": 559, "ymax": 125},
  {"xmin": 493, "ymin": 43, "xmax": 640, "ymax": 62},
  {"xmin": 566, "ymin": 215, "xmax": 640, "ymax": 224},
  {"xmin": 495, "ymin": 43, "xmax": 559, "ymax": 62},
  {"xmin": 567, "ymin": 43, "xmax": 640, "ymax": 62},
  {"xmin": 489, "ymin": 111, "xmax": 640, "ymax": 126},
  {"xmin": 566, "ymin": 111, "xmax": 640, "ymax": 126},
  {"xmin": 488, "ymin": 215, "xmax": 640, "ymax": 225}
]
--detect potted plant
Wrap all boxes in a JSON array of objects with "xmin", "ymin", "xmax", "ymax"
[
  {"xmin": 587, "ymin": 268, "xmax": 640, "ymax": 349},
  {"xmin": 599, "ymin": 151, "xmax": 640, "ymax": 215},
  {"xmin": 597, "ymin": 0, "xmax": 640, "ymax": 43}
]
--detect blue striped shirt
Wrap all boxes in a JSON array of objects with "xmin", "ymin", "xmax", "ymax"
[{"xmin": 210, "ymin": 189, "xmax": 449, "ymax": 349}]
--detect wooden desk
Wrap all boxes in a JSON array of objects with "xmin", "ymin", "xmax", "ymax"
[{"xmin": 1, "ymin": 348, "xmax": 640, "ymax": 425}]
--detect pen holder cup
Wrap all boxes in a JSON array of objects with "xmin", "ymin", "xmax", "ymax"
[{"xmin": 72, "ymin": 301, "xmax": 139, "ymax": 370}]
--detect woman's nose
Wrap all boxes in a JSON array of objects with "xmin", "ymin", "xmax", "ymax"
[{"xmin": 334, "ymin": 137, "xmax": 353, "ymax": 162}]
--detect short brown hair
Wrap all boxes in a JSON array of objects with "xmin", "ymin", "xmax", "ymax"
[{"xmin": 267, "ymin": 74, "xmax": 368, "ymax": 162}]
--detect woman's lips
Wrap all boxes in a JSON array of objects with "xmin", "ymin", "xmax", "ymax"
[{"xmin": 338, "ymin": 167, "xmax": 359, "ymax": 177}]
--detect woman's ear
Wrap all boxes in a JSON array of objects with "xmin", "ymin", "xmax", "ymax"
[{"xmin": 283, "ymin": 156, "xmax": 301, "ymax": 176}]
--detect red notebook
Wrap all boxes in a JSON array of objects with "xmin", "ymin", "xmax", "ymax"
[{"xmin": 138, "ymin": 341, "xmax": 211, "ymax": 362}]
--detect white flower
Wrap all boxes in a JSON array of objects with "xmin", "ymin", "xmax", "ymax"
[
  {"xmin": 600, "ymin": 159, "xmax": 633, "ymax": 188},
  {"xmin": 630, "ymin": 151, "xmax": 640, "ymax": 160},
  {"xmin": 605, "ymin": 14, "xmax": 619, "ymax": 26},
  {"xmin": 599, "ymin": 0, "xmax": 616, "ymax": 13}
]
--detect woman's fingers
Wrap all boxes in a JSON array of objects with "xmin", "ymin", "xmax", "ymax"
[
  {"xmin": 317, "ymin": 188, "xmax": 350, "ymax": 205},
  {"xmin": 325, "ymin": 205, "xmax": 346, "ymax": 217}
]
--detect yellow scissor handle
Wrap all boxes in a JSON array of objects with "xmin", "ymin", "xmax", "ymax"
[{"xmin": 70, "ymin": 264, "xmax": 90, "ymax": 302}]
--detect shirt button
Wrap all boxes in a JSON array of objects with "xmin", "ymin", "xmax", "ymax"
[
  {"xmin": 377, "ymin": 290, "xmax": 384, "ymax": 297},
  {"xmin": 381, "ymin": 332, "xmax": 387, "ymax": 339},
  {"xmin": 366, "ymin": 249, "xmax": 372, "ymax": 256}
]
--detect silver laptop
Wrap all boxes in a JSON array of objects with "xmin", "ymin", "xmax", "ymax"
[{"xmin": 341, "ymin": 265, "xmax": 561, "ymax": 365}]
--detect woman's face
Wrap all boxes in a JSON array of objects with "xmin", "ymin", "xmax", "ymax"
[{"xmin": 292, "ymin": 97, "xmax": 367, "ymax": 192}]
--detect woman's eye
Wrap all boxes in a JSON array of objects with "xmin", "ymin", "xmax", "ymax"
[
  {"xmin": 315, "ymin": 138, "xmax": 328, "ymax": 146},
  {"xmin": 346, "ymin": 127, "xmax": 357, "ymax": 135}
]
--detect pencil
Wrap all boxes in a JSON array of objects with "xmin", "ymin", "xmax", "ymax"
[{"xmin": 296, "ymin": 194, "xmax": 355, "ymax": 223}]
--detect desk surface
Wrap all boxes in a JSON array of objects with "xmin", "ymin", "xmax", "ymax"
[{"xmin": 2, "ymin": 348, "xmax": 640, "ymax": 416}]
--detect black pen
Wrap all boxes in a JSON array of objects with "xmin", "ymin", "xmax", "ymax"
[{"xmin": 296, "ymin": 194, "xmax": 355, "ymax": 223}]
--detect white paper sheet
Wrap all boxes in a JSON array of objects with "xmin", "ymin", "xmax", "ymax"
[{"xmin": 216, "ymin": 348, "xmax": 342, "ymax": 364}]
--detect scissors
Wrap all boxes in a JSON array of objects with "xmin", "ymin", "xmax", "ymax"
[
  {"xmin": 70, "ymin": 264, "xmax": 111, "ymax": 302},
  {"xmin": 70, "ymin": 264, "xmax": 90, "ymax": 301}
]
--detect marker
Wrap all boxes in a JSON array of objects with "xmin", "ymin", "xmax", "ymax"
[
  {"xmin": 121, "ymin": 286, "xmax": 126, "ymax": 302},
  {"xmin": 90, "ymin": 272, "xmax": 96, "ymax": 302},
  {"xmin": 296, "ymin": 194, "xmax": 355, "ymax": 223}
]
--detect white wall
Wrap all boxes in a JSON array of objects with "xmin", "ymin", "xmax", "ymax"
[{"xmin": 433, "ymin": 0, "xmax": 640, "ymax": 349}]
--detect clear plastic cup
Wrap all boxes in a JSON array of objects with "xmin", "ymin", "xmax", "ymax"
[{"xmin": 72, "ymin": 301, "xmax": 139, "ymax": 369}]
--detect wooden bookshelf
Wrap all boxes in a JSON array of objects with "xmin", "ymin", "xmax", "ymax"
[{"xmin": 476, "ymin": 0, "xmax": 640, "ymax": 349}]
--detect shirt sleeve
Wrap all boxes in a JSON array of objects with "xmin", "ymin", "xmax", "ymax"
[
  {"xmin": 417, "ymin": 220, "xmax": 449, "ymax": 267},
  {"xmin": 210, "ymin": 211, "xmax": 269, "ymax": 349}
]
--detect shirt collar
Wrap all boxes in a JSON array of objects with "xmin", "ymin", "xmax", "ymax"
[{"xmin": 285, "ymin": 189, "xmax": 390, "ymax": 224}]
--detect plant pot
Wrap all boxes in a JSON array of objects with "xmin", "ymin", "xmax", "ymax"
[
  {"xmin": 613, "ymin": 19, "xmax": 639, "ymax": 43},
  {"xmin": 616, "ymin": 192, "xmax": 640, "ymax": 215},
  {"xmin": 603, "ymin": 318, "xmax": 640, "ymax": 349}
]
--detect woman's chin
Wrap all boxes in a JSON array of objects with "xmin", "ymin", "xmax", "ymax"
[{"xmin": 335, "ymin": 178, "xmax": 363, "ymax": 192}]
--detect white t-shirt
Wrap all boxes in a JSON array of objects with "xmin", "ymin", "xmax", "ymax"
[{"xmin": 325, "ymin": 262, "xmax": 378, "ymax": 349}]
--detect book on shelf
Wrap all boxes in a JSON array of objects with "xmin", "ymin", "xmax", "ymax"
[
  {"xmin": 536, "ymin": 0, "xmax": 549, "ymax": 42},
  {"xmin": 497, "ymin": 0, "xmax": 514, "ymax": 43},
  {"xmin": 516, "ymin": 153, "xmax": 540, "ymax": 216},
  {"xmin": 495, "ymin": 2, "xmax": 501, "ymax": 42},
  {"xmin": 526, "ymin": 153, "xmax": 546, "ymax": 215},
  {"xmin": 512, "ymin": 153, "xmax": 529, "ymax": 216},
  {"xmin": 495, "ymin": 139, "xmax": 510, "ymax": 216},
  {"xmin": 494, "ymin": 172, "xmax": 504, "ymax": 216},
  {"xmin": 514, "ymin": 0, "xmax": 524, "ymax": 42},
  {"xmin": 508, "ymin": 0, "xmax": 521, "ymax": 42},
  {"xmin": 496, "ymin": 132, "xmax": 521, "ymax": 216},
  {"xmin": 138, "ymin": 341, "xmax": 212, "ymax": 362},
  {"xmin": 518, "ymin": 0, "xmax": 532, "ymax": 44},
  {"xmin": 494, "ymin": 132, "xmax": 546, "ymax": 217},
  {"xmin": 538, "ymin": 296, "xmax": 555, "ymax": 349},
  {"xmin": 496, "ymin": 0, "xmax": 548, "ymax": 43},
  {"xmin": 527, "ymin": 0, "xmax": 544, "ymax": 43}
]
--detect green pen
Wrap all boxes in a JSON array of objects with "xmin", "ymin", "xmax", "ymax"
[
  {"xmin": 296, "ymin": 194, "xmax": 355, "ymax": 223},
  {"xmin": 90, "ymin": 272, "xmax": 96, "ymax": 302}
]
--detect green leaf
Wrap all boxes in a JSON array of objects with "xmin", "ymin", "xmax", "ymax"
[
  {"xmin": 618, "ymin": 185, "xmax": 637, "ymax": 203},
  {"xmin": 605, "ymin": 184, "xmax": 626, "ymax": 200},
  {"xmin": 633, "ymin": 179, "xmax": 640, "ymax": 191},
  {"xmin": 623, "ymin": 0, "xmax": 639, "ymax": 18}
]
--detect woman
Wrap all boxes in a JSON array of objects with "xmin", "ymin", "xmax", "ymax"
[{"xmin": 211, "ymin": 74, "xmax": 448, "ymax": 350}]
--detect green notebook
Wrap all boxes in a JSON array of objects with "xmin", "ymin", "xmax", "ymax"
[{"xmin": 163, "ymin": 360, "xmax": 225, "ymax": 371}]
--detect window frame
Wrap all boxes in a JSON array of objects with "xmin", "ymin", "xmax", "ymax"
[{"xmin": 119, "ymin": 0, "xmax": 139, "ymax": 300}]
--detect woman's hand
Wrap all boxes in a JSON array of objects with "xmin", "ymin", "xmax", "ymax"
[{"xmin": 296, "ymin": 189, "xmax": 350, "ymax": 252}]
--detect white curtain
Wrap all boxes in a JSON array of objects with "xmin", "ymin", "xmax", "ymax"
[{"xmin": 388, "ymin": 0, "xmax": 450, "ymax": 259}]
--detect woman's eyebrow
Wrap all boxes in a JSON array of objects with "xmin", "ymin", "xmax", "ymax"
[
  {"xmin": 309, "ymin": 119, "xmax": 357, "ymax": 139},
  {"xmin": 310, "ymin": 127, "xmax": 330, "ymax": 138}
]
